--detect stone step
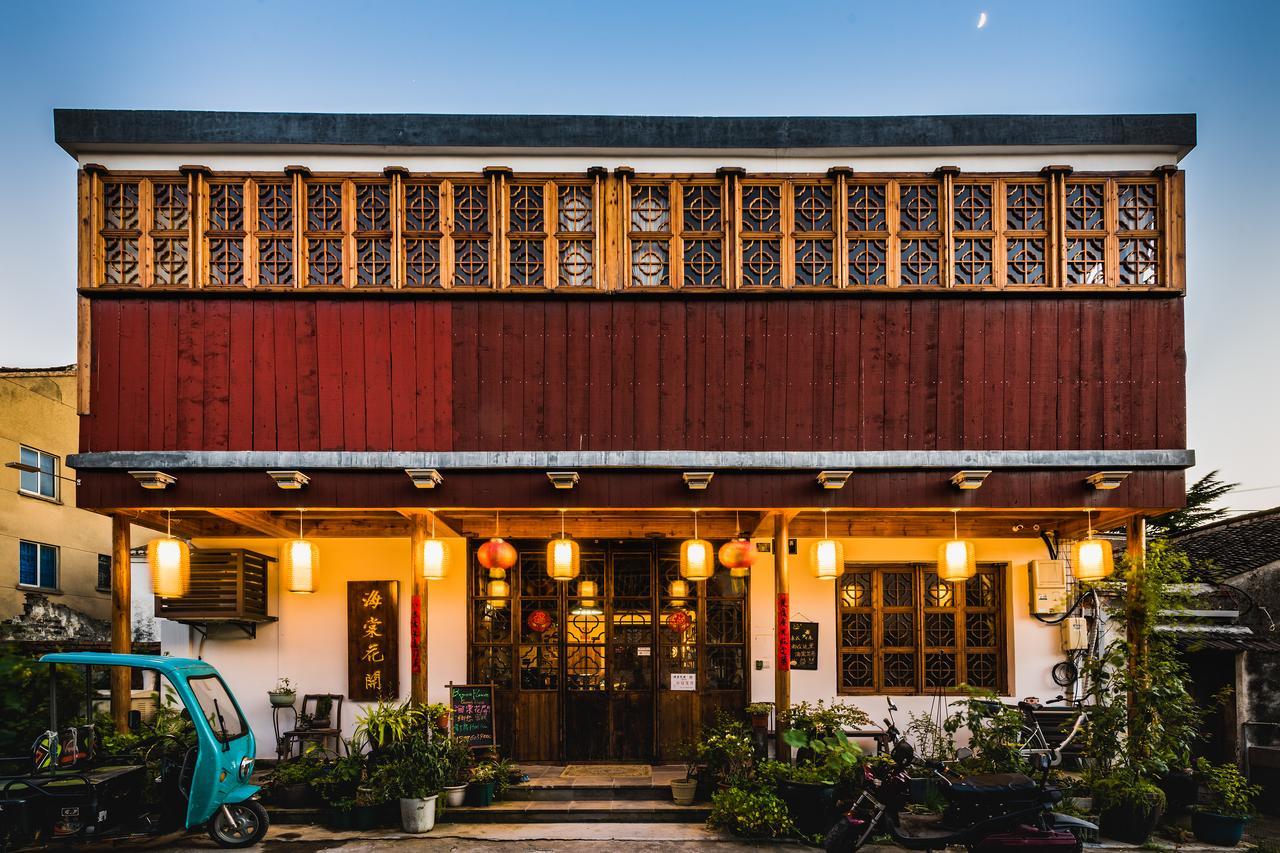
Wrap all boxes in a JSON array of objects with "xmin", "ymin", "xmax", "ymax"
[
  {"xmin": 267, "ymin": 799, "xmax": 709, "ymax": 826},
  {"xmin": 507, "ymin": 783, "xmax": 674, "ymax": 801}
]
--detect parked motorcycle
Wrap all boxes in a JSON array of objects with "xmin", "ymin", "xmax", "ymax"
[{"xmin": 824, "ymin": 700, "xmax": 1095, "ymax": 853}]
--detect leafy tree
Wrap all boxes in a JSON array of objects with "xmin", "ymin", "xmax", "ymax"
[
  {"xmin": 0, "ymin": 645, "xmax": 85, "ymax": 756},
  {"xmin": 1147, "ymin": 470, "xmax": 1238, "ymax": 537}
]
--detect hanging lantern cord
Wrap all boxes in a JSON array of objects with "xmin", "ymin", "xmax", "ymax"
[
  {"xmin": 560, "ymin": 509, "xmax": 566, "ymax": 538},
  {"xmin": 430, "ymin": 511, "xmax": 435, "ymax": 539},
  {"xmin": 953, "ymin": 508, "xmax": 959, "ymax": 540},
  {"xmin": 166, "ymin": 508, "xmax": 172, "ymax": 539},
  {"xmin": 823, "ymin": 507, "xmax": 830, "ymax": 538},
  {"xmin": 298, "ymin": 508, "xmax": 304, "ymax": 538},
  {"xmin": 495, "ymin": 509, "xmax": 500, "ymax": 538},
  {"xmin": 1086, "ymin": 508, "xmax": 1093, "ymax": 539}
]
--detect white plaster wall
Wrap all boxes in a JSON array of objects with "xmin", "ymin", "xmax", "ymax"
[
  {"xmin": 81, "ymin": 151, "xmax": 1177, "ymax": 174},
  {"xmin": 160, "ymin": 535, "xmax": 467, "ymax": 759},
  {"xmin": 160, "ymin": 534, "xmax": 1067, "ymax": 758},
  {"xmin": 748, "ymin": 536, "xmax": 1065, "ymax": 747}
]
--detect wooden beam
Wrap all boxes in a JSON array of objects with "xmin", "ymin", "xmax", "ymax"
[
  {"xmin": 408, "ymin": 512, "xmax": 429, "ymax": 705},
  {"xmin": 207, "ymin": 509, "xmax": 297, "ymax": 538},
  {"xmin": 773, "ymin": 511, "xmax": 792, "ymax": 762},
  {"xmin": 1126, "ymin": 515, "xmax": 1147, "ymax": 765},
  {"xmin": 110, "ymin": 515, "xmax": 131, "ymax": 733},
  {"xmin": 397, "ymin": 508, "xmax": 461, "ymax": 539}
]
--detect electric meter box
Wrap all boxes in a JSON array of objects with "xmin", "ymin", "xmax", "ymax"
[
  {"xmin": 1061, "ymin": 617, "xmax": 1089, "ymax": 650},
  {"xmin": 1029, "ymin": 560, "xmax": 1068, "ymax": 615}
]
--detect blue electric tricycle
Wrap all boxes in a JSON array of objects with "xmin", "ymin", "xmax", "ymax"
[{"xmin": 0, "ymin": 653, "xmax": 267, "ymax": 850}]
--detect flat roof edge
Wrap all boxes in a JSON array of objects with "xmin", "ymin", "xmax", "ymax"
[{"xmin": 53, "ymin": 110, "xmax": 1198, "ymax": 159}]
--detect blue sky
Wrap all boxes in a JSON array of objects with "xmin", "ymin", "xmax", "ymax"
[{"xmin": 1, "ymin": 0, "xmax": 1277, "ymax": 511}]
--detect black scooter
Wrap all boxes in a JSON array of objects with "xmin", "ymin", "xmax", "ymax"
[{"xmin": 824, "ymin": 700, "xmax": 1095, "ymax": 853}]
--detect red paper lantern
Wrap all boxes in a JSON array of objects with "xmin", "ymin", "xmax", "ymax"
[
  {"xmin": 666, "ymin": 610, "xmax": 693, "ymax": 633},
  {"xmin": 526, "ymin": 609, "xmax": 552, "ymax": 633},
  {"xmin": 477, "ymin": 537, "xmax": 517, "ymax": 570},
  {"xmin": 718, "ymin": 538, "xmax": 757, "ymax": 577}
]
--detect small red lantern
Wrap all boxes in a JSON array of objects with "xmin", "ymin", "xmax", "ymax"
[
  {"xmin": 718, "ymin": 538, "xmax": 757, "ymax": 578},
  {"xmin": 666, "ymin": 610, "xmax": 693, "ymax": 634},
  {"xmin": 477, "ymin": 537, "xmax": 517, "ymax": 570},
  {"xmin": 526, "ymin": 609, "xmax": 553, "ymax": 633}
]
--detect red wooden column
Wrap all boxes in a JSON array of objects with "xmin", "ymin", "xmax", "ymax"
[
  {"xmin": 1125, "ymin": 515, "xmax": 1147, "ymax": 762},
  {"xmin": 408, "ymin": 512, "xmax": 430, "ymax": 704},
  {"xmin": 110, "ymin": 514, "xmax": 132, "ymax": 733},
  {"xmin": 772, "ymin": 511, "xmax": 792, "ymax": 761}
]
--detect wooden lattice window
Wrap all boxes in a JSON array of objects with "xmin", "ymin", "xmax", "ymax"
[
  {"xmin": 740, "ymin": 181, "xmax": 784, "ymax": 288},
  {"xmin": 792, "ymin": 181, "xmax": 836, "ymax": 287},
  {"xmin": 254, "ymin": 180, "xmax": 295, "ymax": 287},
  {"xmin": 629, "ymin": 181, "xmax": 673, "ymax": 288},
  {"xmin": 507, "ymin": 182, "xmax": 549, "ymax": 288},
  {"xmin": 1003, "ymin": 180, "xmax": 1049, "ymax": 285},
  {"xmin": 556, "ymin": 182, "xmax": 596, "ymax": 288},
  {"xmin": 206, "ymin": 180, "xmax": 247, "ymax": 286},
  {"xmin": 305, "ymin": 180, "xmax": 345, "ymax": 287},
  {"xmin": 101, "ymin": 180, "xmax": 141, "ymax": 286},
  {"xmin": 681, "ymin": 181, "xmax": 725, "ymax": 288},
  {"xmin": 354, "ymin": 180, "xmax": 392, "ymax": 287},
  {"xmin": 404, "ymin": 180, "xmax": 443, "ymax": 288},
  {"xmin": 898, "ymin": 180, "xmax": 943, "ymax": 286},
  {"xmin": 847, "ymin": 181, "xmax": 889, "ymax": 286},
  {"xmin": 1064, "ymin": 177, "xmax": 1161, "ymax": 287},
  {"xmin": 838, "ymin": 563, "xmax": 1006, "ymax": 695},
  {"xmin": 952, "ymin": 180, "xmax": 995, "ymax": 286},
  {"xmin": 150, "ymin": 180, "xmax": 190, "ymax": 285},
  {"xmin": 1116, "ymin": 180, "xmax": 1160, "ymax": 286},
  {"xmin": 451, "ymin": 181, "xmax": 492, "ymax": 288},
  {"xmin": 471, "ymin": 553, "xmax": 515, "ymax": 689}
]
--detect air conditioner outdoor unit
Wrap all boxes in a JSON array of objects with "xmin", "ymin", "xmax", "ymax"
[{"xmin": 1029, "ymin": 560, "xmax": 1068, "ymax": 615}]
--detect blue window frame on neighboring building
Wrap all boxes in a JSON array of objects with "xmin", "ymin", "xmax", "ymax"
[{"xmin": 19, "ymin": 540, "xmax": 58, "ymax": 590}]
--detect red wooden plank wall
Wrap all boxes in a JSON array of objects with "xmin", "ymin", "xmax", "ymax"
[{"xmin": 82, "ymin": 296, "xmax": 1187, "ymax": 454}]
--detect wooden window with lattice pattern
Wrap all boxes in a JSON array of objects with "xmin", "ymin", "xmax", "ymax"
[
  {"xmin": 838, "ymin": 563, "xmax": 1007, "ymax": 695},
  {"xmin": 84, "ymin": 167, "xmax": 1181, "ymax": 293}
]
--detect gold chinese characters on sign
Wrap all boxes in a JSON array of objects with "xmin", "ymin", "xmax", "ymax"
[{"xmin": 347, "ymin": 580, "xmax": 399, "ymax": 701}]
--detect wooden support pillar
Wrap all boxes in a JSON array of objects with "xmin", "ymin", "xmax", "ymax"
[
  {"xmin": 1125, "ymin": 515, "xmax": 1147, "ymax": 763},
  {"xmin": 409, "ymin": 513, "xmax": 430, "ymax": 705},
  {"xmin": 110, "ymin": 515, "xmax": 131, "ymax": 733},
  {"xmin": 773, "ymin": 511, "xmax": 792, "ymax": 762}
]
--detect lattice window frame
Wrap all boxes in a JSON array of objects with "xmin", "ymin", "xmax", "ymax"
[
  {"xmin": 403, "ymin": 177, "xmax": 444, "ymax": 289},
  {"xmin": 99, "ymin": 177, "xmax": 143, "ymax": 286},
  {"xmin": 204, "ymin": 177, "xmax": 248, "ymax": 287},
  {"xmin": 837, "ymin": 563, "xmax": 1009, "ymax": 696},
  {"xmin": 1062, "ymin": 175, "xmax": 1165, "ymax": 289},
  {"xmin": 895, "ymin": 177, "xmax": 945, "ymax": 288},
  {"xmin": 301, "ymin": 176, "xmax": 349, "ymax": 288},
  {"xmin": 352, "ymin": 177, "xmax": 394, "ymax": 289}
]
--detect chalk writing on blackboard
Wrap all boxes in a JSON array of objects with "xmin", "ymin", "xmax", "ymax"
[
  {"xmin": 789, "ymin": 621, "xmax": 819, "ymax": 671},
  {"xmin": 449, "ymin": 684, "xmax": 496, "ymax": 749}
]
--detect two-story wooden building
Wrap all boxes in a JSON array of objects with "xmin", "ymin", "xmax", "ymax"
[{"xmin": 56, "ymin": 110, "xmax": 1195, "ymax": 761}]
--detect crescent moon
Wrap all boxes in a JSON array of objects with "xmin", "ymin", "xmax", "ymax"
[{"xmin": 977, "ymin": 11, "xmax": 988, "ymax": 28}]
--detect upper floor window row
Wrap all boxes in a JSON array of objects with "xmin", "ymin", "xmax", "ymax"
[{"xmin": 81, "ymin": 165, "xmax": 1184, "ymax": 293}]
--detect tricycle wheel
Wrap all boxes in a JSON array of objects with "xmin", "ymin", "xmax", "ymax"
[{"xmin": 207, "ymin": 800, "xmax": 269, "ymax": 848}]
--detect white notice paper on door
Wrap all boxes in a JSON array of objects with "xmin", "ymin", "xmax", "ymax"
[{"xmin": 670, "ymin": 673, "xmax": 696, "ymax": 691}]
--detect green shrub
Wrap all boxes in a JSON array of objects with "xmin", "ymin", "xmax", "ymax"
[
  {"xmin": 778, "ymin": 700, "xmax": 871, "ymax": 739},
  {"xmin": 708, "ymin": 786, "xmax": 796, "ymax": 838},
  {"xmin": 1094, "ymin": 771, "xmax": 1166, "ymax": 813},
  {"xmin": 1195, "ymin": 758, "xmax": 1260, "ymax": 818}
]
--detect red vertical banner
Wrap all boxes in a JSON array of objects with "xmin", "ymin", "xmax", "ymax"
[
  {"xmin": 776, "ymin": 593, "xmax": 791, "ymax": 671},
  {"xmin": 410, "ymin": 593, "xmax": 423, "ymax": 677}
]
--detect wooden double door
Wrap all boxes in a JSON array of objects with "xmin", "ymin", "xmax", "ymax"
[{"xmin": 468, "ymin": 539, "xmax": 749, "ymax": 762}]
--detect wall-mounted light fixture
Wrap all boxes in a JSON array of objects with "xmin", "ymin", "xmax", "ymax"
[
  {"xmin": 405, "ymin": 468, "xmax": 443, "ymax": 489},
  {"xmin": 817, "ymin": 470, "xmax": 853, "ymax": 490},
  {"xmin": 547, "ymin": 471, "xmax": 580, "ymax": 490},
  {"xmin": 682, "ymin": 471, "xmax": 714, "ymax": 491},
  {"xmin": 950, "ymin": 470, "xmax": 992, "ymax": 490},
  {"xmin": 1086, "ymin": 471, "xmax": 1131, "ymax": 490},
  {"xmin": 267, "ymin": 470, "xmax": 310, "ymax": 490},
  {"xmin": 129, "ymin": 470, "xmax": 176, "ymax": 490}
]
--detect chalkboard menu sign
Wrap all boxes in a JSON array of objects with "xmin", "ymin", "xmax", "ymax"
[
  {"xmin": 347, "ymin": 580, "xmax": 399, "ymax": 701},
  {"xmin": 789, "ymin": 621, "xmax": 819, "ymax": 671},
  {"xmin": 449, "ymin": 684, "xmax": 496, "ymax": 749}
]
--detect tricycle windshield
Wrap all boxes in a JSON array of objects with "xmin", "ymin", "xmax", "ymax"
[{"xmin": 187, "ymin": 674, "xmax": 247, "ymax": 743}]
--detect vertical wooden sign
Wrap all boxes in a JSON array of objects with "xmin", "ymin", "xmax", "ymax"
[
  {"xmin": 776, "ymin": 593, "xmax": 791, "ymax": 671},
  {"xmin": 348, "ymin": 580, "xmax": 399, "ymax": 701}
]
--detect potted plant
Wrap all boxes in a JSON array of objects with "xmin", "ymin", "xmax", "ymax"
[
  {"xmin": 268, "ymin": 677, "xmax": 296, "ymax": 708},
  {"xmin": 423, "ymin": 702, "xmax": 451, "ymax": 734},
  {"xmin": 696, "ymin": 714, "xmax": 756, "ymax": 793},
  {"xmin": 779, "ymin": 700, "xmax": 871, "ymax": 763},
  {"xmin": 1190, "ymin": 758, "xmax": 1261, "ymax": 847},
  {"xmin": 707, "ymin": 785, "xmax": 796, "ymax": 839},
  {"xmin": 745, "ymin": 702, "xmax": 773, "ymax": 732},
  {"xmin": 440, "ymin": 736, "xmax": 473, "ymax": 808},
  {"xmin": 466, "ymin": 762, "xmax": 498, "ymax": 806},
  {"xmin": 269, "ymin": 748, "xmax": 325, "ymax": 808},
  {"xmin": 371, "ymin": 731, "xmax": 446, "ymax": 834},
  {"xmin": 904, "ymin": 711, "xmax": 955, "ymax": 802},
  {"xmin": 671, "ymin": 741, "xmax": 699, "ymax": 806},
  {"xmin": 353, "ymin": 700, "xmax": 424, "ymax": 753},
  {"xmin": 779, "ymin": 728, "xmax": 862, "ymax": 836},
  {"xmin": 314, "ymin": 750, "xmax": 365, "ymax": 829},
  {"xmin": 1082, "ymin": 543, "xmax": 1204, "ymax": 844}
]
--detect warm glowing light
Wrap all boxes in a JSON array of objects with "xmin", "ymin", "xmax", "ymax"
[
  {"xmin": 487, "ymin": 568, "xmax": 509, "ymax": 605},
  {"xmin": 147, "ymin": 537, "xmax": 190, "ymax": 598},
  {"xmin": 547, "ymin": 537, "xmax": 581, "ymax": 580},
  {"xmin": 718, "ymin": 537, "xmax": 757, "ymax": 578},
  {"xmin": 938, "ymin": 539, "xmax": 976, "ymax": 582},
  {"xmin": 669, "ymin": 579, "xmax": 689, "ymax": 605},
  {"xmin": 282, "ymin": 538, "xmax": 319, "ymax": 593},
  {"xmin": 681, "ymin": 538, "xmax": 714, "ymax": 581},
  {"xmin": 812, "ymin": 538, "xmax": 844, "ymax": 581},
  {"xmin": 1071, "ymin": 537, "xmax": 1115, "ymax": 581},
  {"xmin": 422, "ymin": 538, "xmax": 447, "ymax": 580}
]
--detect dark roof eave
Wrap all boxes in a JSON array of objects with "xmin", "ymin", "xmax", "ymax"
[{"xmin": 53, "ymin": 110, "xmax": 1198, "ymax": 159}]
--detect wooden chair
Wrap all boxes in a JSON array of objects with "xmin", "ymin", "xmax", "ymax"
[{"xmin": 281, "ymin": 693, "xmax": 344, "ymax": 757}]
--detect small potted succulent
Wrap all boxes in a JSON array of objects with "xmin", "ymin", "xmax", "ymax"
[
  {"xmin": 670, "ymin": 741, "xmax": 699, "ymax": 806},
  {"xmin": 311, "ymin": 695, "xmax": 333, "ymax": 729},
  {"xmin": 268, "ymin": 677, "xmax": 296, "ymax": 708},
  {"xmin": 1191, "ymin": 758, "xmax": 1261, "ymax": 847}
]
